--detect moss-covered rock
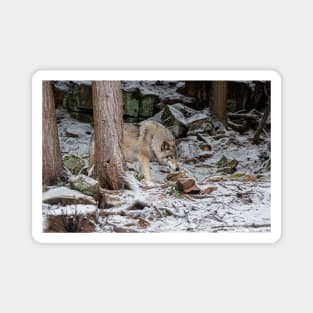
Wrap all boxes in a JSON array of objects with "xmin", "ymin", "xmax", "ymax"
[
  {"xmin": 63, "ymin": 154, "xmax": 86, "ymax": 175},
  {"xmin": 69, "ymin": 174, "xmax": 99, "ymax": 196},
  {"xmin": 139, "ymin": 94, "xmax": 159, "ymax": 118},
  {"xmin": 123, "ymin": 88, "xmax": 140, "ymax": 119},
  {"xmin": 65, "ymin": 81, "xmax": 92, "ymax": 112},
  {"xmin": 217, "ymin": 155, "xmax": 238, "ymax": 174},
  {"xmin": 63, "ymin": 82, "xmax": 93, "ymax": 122}
]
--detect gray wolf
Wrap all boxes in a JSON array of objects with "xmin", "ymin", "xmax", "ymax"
[{"xmin": 89, "ymin": 120, "xmax": 179, "ymax": 184}]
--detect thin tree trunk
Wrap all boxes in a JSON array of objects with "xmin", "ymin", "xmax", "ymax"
[
  {"xmin": 92, "ymin": 81, "xmax": 126, "ymax": 189},
  {"xmin": 42, "ymin": 81, "xmax": 63, "ymax": 185},
  {"xmin": 253, "ymin": 101, "xmax": 271, "ymax": 144},
  {"xmin": 212, "ymin": 81, "xmax": 227, "ymax": 124}
]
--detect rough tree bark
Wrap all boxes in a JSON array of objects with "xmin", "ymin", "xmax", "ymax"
[
  {"xmin": 42, "ymin": 81, "xmax": 63, "ymax": 185},
  {"xmin": 253, "ymin": 86, "xmax": 271, "ymax": 144},
  {"xmin": 92, "ymin": 81, "xmax": 126, "ymax": 189},
  {"xmin": 212, "ymin": 81, "xmax": 227, "ymax": 124}
]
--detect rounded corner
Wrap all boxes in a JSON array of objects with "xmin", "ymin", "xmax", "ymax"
[
  {"xmin": 32, "ymin": 70, "xmax": 45, "ymax": 84},
  {"xmin": 269, "ymin": 230, "xmax": 282, "ymax": 244},
  {"xmin": 269, "ymin": 69, "xmax": 282, "ymax": 84},
  {"xmin": 31, "ymin": 230, "xmax": 44, "ymax": 244}
]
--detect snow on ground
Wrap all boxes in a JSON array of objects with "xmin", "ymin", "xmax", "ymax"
[{"xmin": 94, "ymin": 179, "xmax": 270, "ymax": 233}]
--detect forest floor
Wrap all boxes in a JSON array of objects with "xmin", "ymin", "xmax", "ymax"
[{"xmin": 42, "ymin": 103, "xmax": 271, "ymax": 233}]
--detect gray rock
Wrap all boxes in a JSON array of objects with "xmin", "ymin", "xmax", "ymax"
[
  {"xmin": 161, "ymin": 105, "xmax": 187, "ymax": 138},
  {"xmin": 65, "ymin": 125, "xmax": 90, "ymax": 138},
  {"xmin": 171, "ymin": 103, "xmax": 197, "ymax": 117},
  {"xmin": 52, "ymin": 81, "xmax": 72, "ymax": 107},
  {"xmin": 43, "ymin": 187, "xmax": 97, "ymax": 205},
  {"xmin": 186, "ymin": 114, "xmax": 214, "ymax": 136}
]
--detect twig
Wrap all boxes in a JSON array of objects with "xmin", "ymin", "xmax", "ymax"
[
  {"xmin": 211, "ymin": 223, "xmax": 271, "ymax": 231},
  {"xmin": 227, "ymin": 120, "xmax": 248, "ymax": 132},
  {"xmin": 228, "ymin": 112, "xmax": 259, "ymax": 121}
]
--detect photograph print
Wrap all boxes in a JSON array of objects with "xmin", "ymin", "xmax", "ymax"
[{"xmin": 33, "ymin": 70, "xmax": 281, "ymax": 243}]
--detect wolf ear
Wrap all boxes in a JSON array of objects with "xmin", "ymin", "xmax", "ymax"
[{"xmin": 161, "ymin": 141, "xmax": 170, "ymax": 151}]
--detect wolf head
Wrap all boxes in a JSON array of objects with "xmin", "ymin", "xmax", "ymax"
[
  {"xmin": 156, "ymin": 140, "xmax": 179, "ymax": 171},
  {"xmin": 140, "ymin": 120, "xmax": 180, "ymax": 172}
]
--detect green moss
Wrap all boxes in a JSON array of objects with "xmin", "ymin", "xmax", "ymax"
[
  {"xmin": 139, "ymin": 95, "xmax": 159, "ymax": 118},
  {"xmin": 123, "ymin": 90, "xmax": 140, "ymax": 118},
  {"xmin": 63, "ymin": 154, "xmax": 85, "ymax": 175}
]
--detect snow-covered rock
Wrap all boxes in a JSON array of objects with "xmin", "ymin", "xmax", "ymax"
[{"xmin": 43, "ymin": 187, "xmax": 97, "ymax": 205}]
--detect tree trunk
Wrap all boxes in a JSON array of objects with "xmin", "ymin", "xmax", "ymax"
[
  {"xmin": 92, "ymin": 81, "xmax": 126, "ymax": 189},
  {"xmin": 42, "ymin": 81, "xmax": 63, "ymax": 185},
  {"xmin": 253, "ymin": 87, "xmax": 271, "ymax": 144},
  {"xmin": 212, "ymin": 81, "xmax": 227, "ymax": 124}
]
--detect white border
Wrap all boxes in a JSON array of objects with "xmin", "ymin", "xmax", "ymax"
[{"xmin": 32, "ymin": 70, "xmax": 281, "ymax": 244}]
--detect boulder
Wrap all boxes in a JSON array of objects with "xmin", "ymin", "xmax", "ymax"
[
  {"xmin": 65, "ymin": 125, "xmax": 91, "ymax": 138},
  {"xmin": 217, "ymin": 155, "xmax": 239, "ymax": 174},
  {"xmin": 139, "ymin": 94, "xmax": 160, "ymax": 118},
  {"xmin": 69, "ymin": 174, "xmax": 99, "ymax": 196},
  {"xmin": 70, "ymin": 82, "xmax": 92, "ymax": 110},
  {"xmin": 176, "ymin": 82, "xmax": 185, "ymax": 94},
  {"xmin": 63, "ymin": 154, "xmax": 86, "ymax": 175},
  {"xmin": 123, "ymin": 88, "xmax": 140, "ymax": 119},
  {"xmin": 176, "ymin": 178, "xmax": 200, "ymax": 194},
  {"xmin": 55, "ymin": 81, "xmax": 93, "ymax": 122},
  {"xmin": 187, "ymin": 115, "xmax": 214, "ymax": 136},
  {"xmin": 161, "ymin": 105, "xmax": 187, "ymax": 138},
  {"xmin": 52, "ymin": 81, "xmax": 72, "ymax": 107},
  {"xmin": 171, "ymin": 103, "xmax": 197, "ymax": 117},
  {"xmin": 43, "ymin": 187, "xmax": 97, "ymax": 205}
]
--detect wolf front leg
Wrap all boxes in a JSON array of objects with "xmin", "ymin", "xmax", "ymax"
[{"xmin": 138, "ymin": 155, "xmax": 153, "ymax": 184}]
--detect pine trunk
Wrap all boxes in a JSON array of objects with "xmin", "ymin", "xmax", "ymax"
[
  {"xmin": 92, "ymin": 81, "xmax": 126, "ymax": 189},
  {"xmin": 42, "ymin": 81, "xmax": 63, "ymax": 185},
  {"xmin": 212, "ymin": 81, "xmax": 227, "ymax": 124}
]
